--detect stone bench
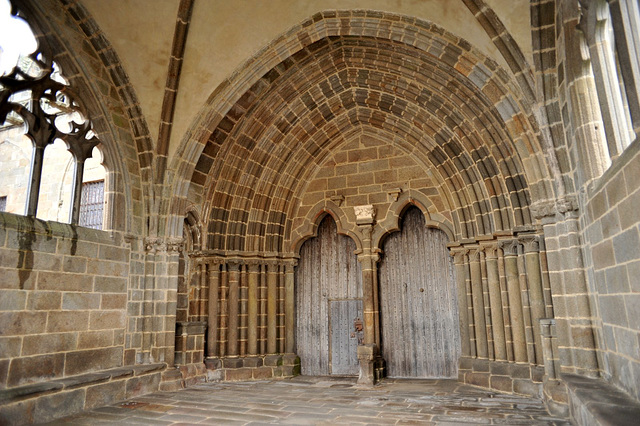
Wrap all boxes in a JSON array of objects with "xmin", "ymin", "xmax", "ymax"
[
  {"xmin": 564, "ymin": 374, "xmax": 640, "ymax": 426},
  {"xmin": 0, "ymin": 363, "xmax": 168, "ymax": 425}
]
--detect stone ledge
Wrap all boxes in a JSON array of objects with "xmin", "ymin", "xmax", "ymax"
[
  {"xmin": 564, "ymin": 374, "xmax": 640, "ymax": 426},
  {"xmin": 0, "ymin": 363, "xmax": 167, "ymax": 425}
]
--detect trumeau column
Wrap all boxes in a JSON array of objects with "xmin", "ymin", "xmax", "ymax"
[
  {"xmin": 500, "ymin": 240, "xmax": 528, "ymax": 363},
  {"xmin": 469, "ymin": 248, "xmax": 488, "ymax": 358},
  {"xmin": 520, "ymin": 234, "xmax": 546, "ymax": 365},
  {"xmin": 484, "ymin": 244, "xmax": 507, "ymax": 361},
  {"xmin": 354, "ymin": 205, "xmax": 379, "ymax": 386},
  {"xmin": 451, "ymin": 248, "xmax": 471, "ymax": 357}
]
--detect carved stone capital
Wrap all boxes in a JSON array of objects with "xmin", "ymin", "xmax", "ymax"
[
  {"xmin": 166, "ymin": 238, "xmax": 184, "ymax": 253},
  {"xmin": 449, "ymin": 247, "xmax": 469, "ymax": 264},
  {"xmin": 518, "ymin": 234, "xmax": 540, "ymax": 253},
  {"xmin": 468, "ymin": 248, "xmax": 482, "ymax": 262},
  {"xmin": 498, "ymin": 239, "xmax": 519, "ymax": 257},
  {"xmin": 354, "ymin": 204, "xmax": 375, "ymax": 225},
  {"xmin": 482, "ymin": 243, "xmax": 500, "ymax": 259},
  {"xmin": 144, "ymin": 237, "xmax": 164, "ymax": 254}
]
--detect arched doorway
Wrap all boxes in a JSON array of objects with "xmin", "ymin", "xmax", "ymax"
[
  {"xmin": 295, "ymin": 215, "xmax": 363, "ymax": 376},
  {"xmin": 378, "ymin": 206, "xmax": 460, "ymax": 378}
]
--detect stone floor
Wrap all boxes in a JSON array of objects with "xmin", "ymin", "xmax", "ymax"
[{"xmin": 45, "ymin": 376, "xmax": 569, "ymax": 425}]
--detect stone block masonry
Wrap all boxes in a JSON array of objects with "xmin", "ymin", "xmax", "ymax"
[
  {"xmin": 0, "ymin": 214, "xmax": 131, "ymax": 389},
  {"xmin": 204, "ymin": 354, "xmax": 300, "ymax": 382},
  {"xmin": 581, "ymin": 140, "xmax": 640, "ymax": 401}
]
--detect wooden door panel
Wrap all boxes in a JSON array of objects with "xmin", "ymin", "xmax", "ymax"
[
  {"xmin": 379, "ymin": 207, "xmax": 460, "ymax": 378},
  {"xmin": 296, "ymin": 216, "xmax": 362, "ymax": 376},
  {"xmin": 330, "ymin": 299, "xmax": 363, "ymax": 375}
]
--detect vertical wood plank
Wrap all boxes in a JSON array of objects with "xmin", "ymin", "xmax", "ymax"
[{"xmin": 379, "ymin": 207, "xmax": 460, "ymax": 378}]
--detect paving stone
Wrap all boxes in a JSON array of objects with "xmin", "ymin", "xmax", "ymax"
[{"xmin": 44, "ymin": 377, "xmax": 569, "ymax": 425}]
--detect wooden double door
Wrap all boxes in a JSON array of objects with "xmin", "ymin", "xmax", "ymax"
[{"xmin": 296, "ymin": 208, "xmax": 460, "ymax": 378}]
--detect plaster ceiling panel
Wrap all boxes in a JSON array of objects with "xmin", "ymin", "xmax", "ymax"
[
  {"xmin": 81, "ymin": 0, "xmax": 180, "ymax": 145},
  {"xmin": 171, "ymin": 0, "xmax": 507, "ymax": 160}
]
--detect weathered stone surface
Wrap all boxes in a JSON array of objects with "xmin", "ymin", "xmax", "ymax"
[
  {"xmin": 6, "ymin": 354, "xmax": 65, "ymax": 387},
  {"xmin": 125, "ymin": 373, "xmax": 161, "ymax": 398},
  {"xmin": 252, "ymin": 366, "xmax": 273, "ymax": 379},
  {"xmin": 222, "ymin": 358, "xmax": 243, "ymax": 369},
  {"xmin": 225, "ymin": 368, "xmax": 252, "ymax": 381},
  {"xmin": 33, "ymin": 389, "xmax": 85, "ymax": 424},
  {"xmin": 65, "ymin": 348, "xmax": 123, "ymax": 376},
  {"xmin": 243, "ymin": 356, "xmax": 263, "ymax": 368},
  {"xmin": 85, "ymin": 381, "xmax": 126, "ymax": 409}
]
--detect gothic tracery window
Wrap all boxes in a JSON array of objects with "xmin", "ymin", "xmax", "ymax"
[{"xmin": 0, "ymin": 0, "xmax": 105, "ymax": 228}]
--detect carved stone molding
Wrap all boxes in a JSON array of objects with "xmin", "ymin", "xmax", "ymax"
[
  {"xmin": 330, "ymin": 194, "xmax": 344, "ymax": 206},
  {"xmin": 144, "ymin": 237, "xmax": 183, "ymax": 254},
  {"xmin": 531, "ymin": 196, "xmax": 579, "ymax": 220},
  {"xmin": 388, "ymin": 188, "xmax": 402, "ymax": 202}
]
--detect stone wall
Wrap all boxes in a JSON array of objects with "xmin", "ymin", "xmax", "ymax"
[
  {"xmin": 582, "ymin": 140, "xmax": 640, "ymax": 400},
  {"xmin": 0, "ymin": 213, "xmax": 131, "ymax": 389}
]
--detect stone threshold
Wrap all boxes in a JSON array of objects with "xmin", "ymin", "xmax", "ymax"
[{"xmin": 564, "ymin": 373, "xmax": 640, "ymax": 426}]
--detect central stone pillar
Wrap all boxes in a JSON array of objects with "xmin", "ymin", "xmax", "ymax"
[{"xmin": 354, "ymin": 205, "xmax": 380, "ymax": 386}]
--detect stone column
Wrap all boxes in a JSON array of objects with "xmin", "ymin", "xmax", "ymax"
[
  {"xmin": 485, "ymin": 244, "xmax": 507, "ymax": 361},
  {"xmin": 207, "ymin": 262, "xmax": 220, "ymax": 357},
  {"xmin": 267, "ymin": 263, "xmax": 278, "ymax": 354},
  {"xmin": 355, "ymin": 205, "xmax": 379, "ymax": 386},
  {"xmin": 199, "ymin": 263, "xmax": 207, "ymax": 319},
  {"xmin": 227, "ymin": 262, "xmax": 240, "ymax": 356},
  {"xmin": 26, "ymin": 145, "xmax": 46, "ymax": 217},
  {"xmin": 219, "ymin": 263, "xmax": 228, "ymax": 357},
  {"xmin": 239, "ymin": 264, "xmax": 248, "ymax": 356},
  {"xmin": 540, "ymin": 318, "xmax": 558, "ymax": 379},
  {"xmin": 469, "ymin": 248, "xmax": 488, "ymax": 358},
  {"xmin": 284, "ymin": 261, "xmax": 296, "ymax": 354},
  {"xmin": 451, "ymin": 248, "xmax": 471, "ymax": 357},
  {"xmin": 247, "ymin": 263, "xmax": 259, "ymax": 355},
  {"xmin": 520, "ymin": 234, "xmax": 546, "ymax": 365},
  {"xmin": 500, "ymin": 240, "xmax": 527, "ymax": 363}
]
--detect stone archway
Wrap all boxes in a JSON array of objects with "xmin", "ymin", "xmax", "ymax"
[{"xmin": 378, "ymin": 206, "xmax": 460, "ymax": 378}]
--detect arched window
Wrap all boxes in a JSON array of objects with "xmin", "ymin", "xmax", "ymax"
[
  {"xmin": 0, "ymin": 0, "xmax": 105, "ymax": 228},
  {"xmin": 582, "ymin": 0, "xmax": 640, "ymax": 161}
]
